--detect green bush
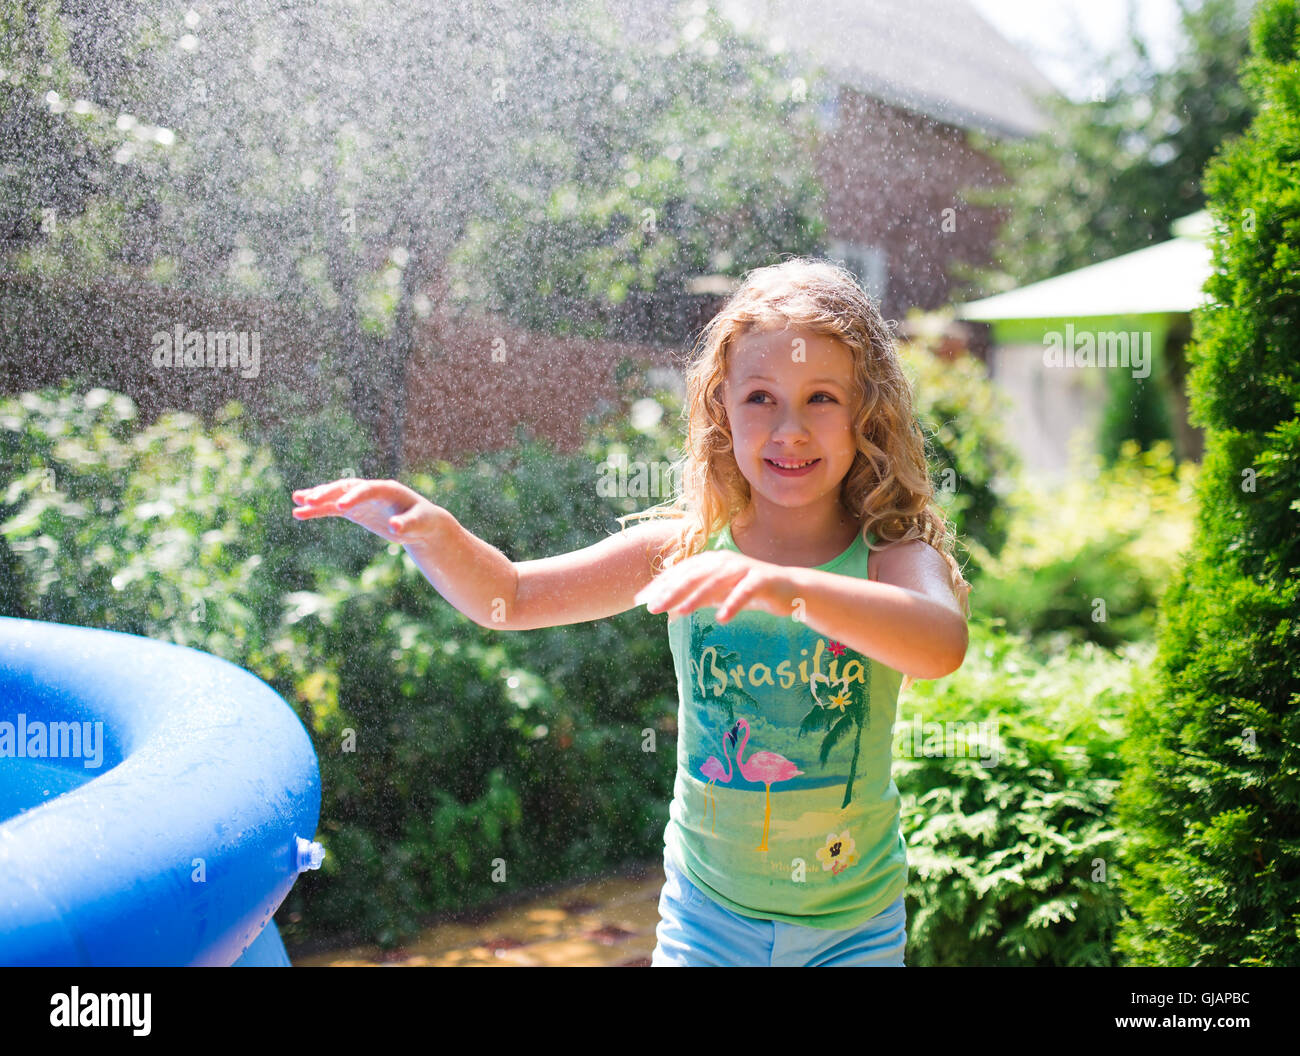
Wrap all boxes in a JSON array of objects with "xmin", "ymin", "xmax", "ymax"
[
  {"xmin": 963, "ymin": 437, "xmax": 1198, "ymax": 655},
  {"xmin": 253, "ymin": 379, "xmax": 378, "ymax": 585},
  {"xmin": 897, "ymin": 621, "xmax": 1147, "ymax": 966},
  {"xmin": 1115, "ymin": 0, "xmax": 1300, "ymax": 967},
  {"xmin": 0, "ymin": 355, "xmax": 1045, "ymax": 958},
  {"xmin": 0, "ymin": 381, "xmax": 682, "ymax": 949},
  {"xmin": 266, "ymin": 547, "xmax": 535, "ymax": 944},
  {"xmin": 1097, "ymin": 344, "xmax": 1175, "ymax": 465},
  {"xmin": 898, "ymin": 334, "xmax": 1022, "ymax": 564},
  {"xmin": 0, "ymin": 384, "xmax": 286, "ymax": 665},
  {"xmin": 272, "ymin": 431, "xmax": 681, "ymax": 947}
]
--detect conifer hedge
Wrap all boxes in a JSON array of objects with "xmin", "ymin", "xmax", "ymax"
[{"xmin": 1115, "ymin": 0, "xmax": 1300, "ymax": 966}]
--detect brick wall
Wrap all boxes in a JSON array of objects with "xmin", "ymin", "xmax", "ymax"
[
  {"xmin": 5, "ymin": 80, "xmax": 1010, "ymax": 469},
  {"xmin": 397, "ymin": 291, "xmax": 688, "ymax": 469},
  {"xmin": 0, "ymin": 273, "xmax": 323, "ymax": 428},
  {"xmin": 815, "ymin": 86, "xmax": 1011, "ymax": 318}
]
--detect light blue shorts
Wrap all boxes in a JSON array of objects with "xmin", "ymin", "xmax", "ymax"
[{"xmin": 651, "ymin": 850, "xmax": 907, "ymax": 967}]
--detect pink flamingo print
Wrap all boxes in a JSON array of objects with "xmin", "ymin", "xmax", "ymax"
[
  {"xmin": 730, "ymin": 718, "xmax": 803, "ymax": 852},
  {"xmin": 698, "ymin": 729, "xmax": 735, "ymax": 835}
]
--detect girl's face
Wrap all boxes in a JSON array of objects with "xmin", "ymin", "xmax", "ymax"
[{"xmin": 721, "ymin": 327, "xmax": 860, "ymax": 517}]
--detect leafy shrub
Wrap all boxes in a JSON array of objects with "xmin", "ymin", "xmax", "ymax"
[
  {"xmin": 962, "ymin": 437, "xmax": 1198, "ymax": 654},
  {"xmin": 271, "ymin": 431, "xmax": 682, "ymax": 946},
  {"xmin": 0, "ymin": 383, "xmax": 681, "ymax": 949},
  {"xmin": 267, "ymin": 547, "xmax": 534, "ymax": 944},
  {"xmin": 897, "ymin": 621, "xmax": 1148, "ymax": 966},
  {"xmin": 1115, "ymin": 0, "xmax": 1300, "ymax": 967},
  {"xmin": 0, "ymin": 384, "xmax": 284, "ymax": 665},
  {"xmin": 898, "ymin": 334, "xmax": 1022, "ymax": 564},
  {"xmin": 8, "ymin": 357, "xmax": 1122, "ymax": 963}
]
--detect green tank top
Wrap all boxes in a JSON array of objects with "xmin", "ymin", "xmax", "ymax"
[{"xmin": 663, "ymin": 520, "xmax": 908, "ymax": 929}]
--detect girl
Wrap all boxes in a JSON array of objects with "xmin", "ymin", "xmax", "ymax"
[{"xmin": 291, "ymin": 256, "xmax": 971, "ymax": 967}]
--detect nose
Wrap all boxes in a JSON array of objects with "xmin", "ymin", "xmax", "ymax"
[{"xmin": 771, "ymin": 403, "xmax": 811, "ymax": 443}]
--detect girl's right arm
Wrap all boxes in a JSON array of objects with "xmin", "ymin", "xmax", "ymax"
[{"xmin": 291, "ymin": 477, "xmax": 679, "ymax": 630}]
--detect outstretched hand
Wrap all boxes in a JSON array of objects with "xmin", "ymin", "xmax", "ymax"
[
  {"xmin": 291, "ymin": 478, "xmax": 442, "ymax": 545},
  {"xmin": 633, "ymin": 551, "xmax": 796, "ymax": 623}
]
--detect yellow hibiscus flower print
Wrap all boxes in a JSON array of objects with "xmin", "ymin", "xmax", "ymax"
[
  {"xmin": 826, "ymin": 689, "xmax": 851, "ymax": 713},
  {"xmin": 816, "ymin": 830, "xmax": 858, "ymax": 876}
]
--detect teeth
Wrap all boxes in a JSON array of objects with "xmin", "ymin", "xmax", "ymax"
[{"xmin": 768, "ymin": 458, "xmax": 816, "ymax": 468}]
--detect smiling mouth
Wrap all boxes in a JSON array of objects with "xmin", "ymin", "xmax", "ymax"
[{"xmin": 765, "ymin": 457, "xmax": 820, "ymax": 470}]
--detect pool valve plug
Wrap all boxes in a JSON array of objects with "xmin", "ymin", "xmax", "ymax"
[{"xmin": 295, "ymin": 836, "xmax": 325, "ymax": 872}]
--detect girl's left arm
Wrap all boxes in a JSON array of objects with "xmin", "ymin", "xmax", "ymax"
[{"xmin": 781, "ymin": 540, "xmax": 968, "ymax": 680}]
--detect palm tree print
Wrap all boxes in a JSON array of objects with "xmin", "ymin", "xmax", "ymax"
[
  {"xmin": 686, "ymin": 613, "xmax": 759, "ymax": 834},
  {"xmin": 687, "ymin": 614, "xmax": 757, "ymax": 727},
  {"xmin": 797, "ymin": 639, "xmax": 873, "ymax": 808}
]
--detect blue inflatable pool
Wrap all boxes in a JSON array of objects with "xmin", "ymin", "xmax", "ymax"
[{"xmin": 0, "ymin": 617, "xmax": 323, "ymax": 966}]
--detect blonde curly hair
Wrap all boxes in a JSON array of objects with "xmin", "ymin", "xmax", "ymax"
[{"xmin": 621, "ymin": 256, "xmax": 972, "ymax": 688}]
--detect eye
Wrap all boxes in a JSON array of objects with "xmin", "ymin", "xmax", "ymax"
[{"xmin": 745, "ymin": 391, "xmax": 838, "ymax": 404}]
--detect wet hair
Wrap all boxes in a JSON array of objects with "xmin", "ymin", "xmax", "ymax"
[{"xmin": 621, "ymin": 255, "xmax": 972, "ymax": 687}]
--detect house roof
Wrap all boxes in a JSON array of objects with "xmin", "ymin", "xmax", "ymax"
[
  {"xmin": 955, "ymin": 213, "xmax": 1216, "ymax": 321},
  {"xmin": 717, "ymin": 0, "xmax": 1058, "ymax": 137},
  {"xmin": 616, "ymin": 0, "xmax": 1058, "ymax": 137}
]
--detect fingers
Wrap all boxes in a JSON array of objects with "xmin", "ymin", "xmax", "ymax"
[
  {"xmin": 292, "ymin": 492, "xmax": 352, "ymax": 519},
  {"xmin": 716, "ymin": 570, "xmax": 762, "ymax": 623},
  {"xmin": 641, "ymin": 567, "xmax": 725, "ymax": 616},
  {"xmin": 387, "ymin": 506, "xmax": 422, "ymax": 535},
  {"xmin": 636, "ymin": 557, "xmax": 709, "ymax": 612},
  {"xmin": 636, "ymin": 556, "xmax": 763, "ymax": 620},
  {"xmin": 291, "ymin": 479, "xmax": 431, "ymax": 548},
  {"xmin": 671, "ymin": 569, "xmax": 737, "ymax": 619},
  {"xmin": 292, "ymin": 505, "xmax": 333, "ymax": 519},
  {"xmin": 292, "ymin": 478, "xmax": 361, "ymax": 508},
  {"xmin": 335, "ymin": 483, "xmax": 369, "ymax": 511},
  {"xmin": 635, "ymin": 572, "xmax": 681, "ymax": 612},
  {"xmin": 291, "ymin": 478, "xmax": 395, "ymax": 521}
]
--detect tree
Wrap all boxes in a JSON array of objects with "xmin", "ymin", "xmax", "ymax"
[
  {"xmin": 1115, "ymin": 0, "xmax": 1300, "ymax": 966},
  {"xmin": 65, "ymin": 0, "xmax": 592, "ymax": 473},
  {"xmin": 968, "ymin": 0, "xmax": 1257, "ymax": 292},
  {"xmin": 446, "ymin": 1, "xmax": 827, "ymax": 344},
  {"xmin": 0, "ymin": 0, "xmax": 147, "ymax": 265},
  {"xmin": 4, "ymin": 0, "xmax": 827, "ymax": 473}
]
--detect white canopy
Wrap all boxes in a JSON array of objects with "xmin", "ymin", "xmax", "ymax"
[{"xmin": 955, "ymin": 212, "xmax": 1215, "ymax": 321}]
